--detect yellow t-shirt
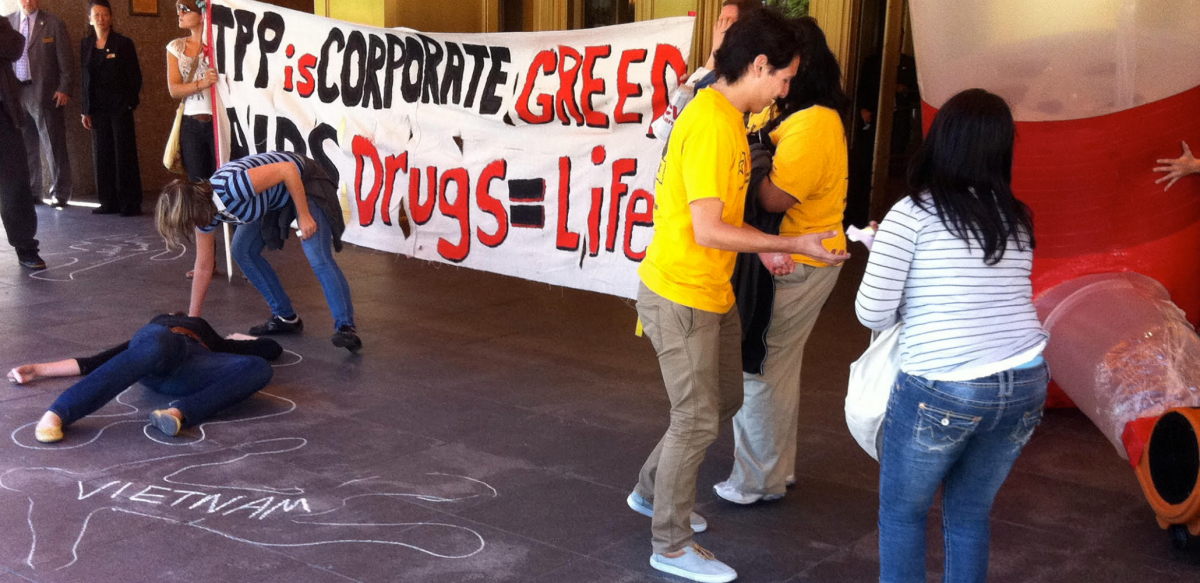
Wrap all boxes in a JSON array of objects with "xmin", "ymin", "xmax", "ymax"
[
  {"xmin": 748, "ymin": 105, "xmax": 848, "ymax": 267},
  {"xmin": 639, "ymin": 88, "xmax": 749, "ymax": 313}
]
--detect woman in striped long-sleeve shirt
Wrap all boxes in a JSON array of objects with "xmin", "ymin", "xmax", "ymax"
[
  {"xmin": 156, "ymin": 151, "xmax": 361, "ymax": 352},
  {"xmin": 855, "ymin": 89, "xmax": 1049, "ymax": 583}
]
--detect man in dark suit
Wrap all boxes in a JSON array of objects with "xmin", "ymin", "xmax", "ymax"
[
  {"xmin": 0, "ymin": 15, "xmax": 43, "ymax": 269},
  {"xmin": 10, "ymin": 0, "xmax": 73, "ymax": 208}
]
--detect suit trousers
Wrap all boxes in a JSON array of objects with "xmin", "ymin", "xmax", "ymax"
[
  {"xmin": 0, "ymin": 106, "xmax": 38, "ymax": 254},
  {"xmin": 90, "ymin": 108, "xmax": 143, "ymax": 214},
  {"xmin": 19, "ymin": 84, "xmax": 71, "ymax": 202}
]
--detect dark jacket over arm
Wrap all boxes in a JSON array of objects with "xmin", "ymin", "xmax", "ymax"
[{"xmin": 74, "ymin": 315, "xmax": 283, "ymax": 375}]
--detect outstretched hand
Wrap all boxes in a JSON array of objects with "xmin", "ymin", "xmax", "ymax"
[
  {"xmin": 7, "ymin": 365, "xmax": 36, "ymax": 385},
  {"xmin": 1154, "ymin": 141, "xmax": 1200, "ymax": 191},
  {"xmin": 759, "ymin": 252, "xmax": 795, "ymax": 276},
  {"xmin": 790, "ymin": 230, "xmax": 849, "ymax": 265}
]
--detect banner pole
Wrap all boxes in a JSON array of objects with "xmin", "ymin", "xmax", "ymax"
[{"xmin": 204, "ymin": 3, "xmax": 234, "ymax": 281}]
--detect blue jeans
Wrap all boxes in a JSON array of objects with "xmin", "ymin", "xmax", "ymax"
[
  {"xmin": 878, "ymin": 364, "xmax": 1049, "ymax": 583},
  {"xmin": 49, "ymin": 324, "xmax": 273, "ymax": 426},
  {"xmin": 231, "ymin": 200, "xmax": 355, "ymax": 329}
]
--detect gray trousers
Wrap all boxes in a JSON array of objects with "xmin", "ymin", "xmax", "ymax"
[
  {"xmin": 634, "ymin": 283, "xmax": 743, "ymax": 554},
  {"xmin": 19, "ymin": 85, "xmax": 72, "ymax": 202},
  {"xmin": 726, "ymin": 264, "xmax": 841, "ymax": 497}
]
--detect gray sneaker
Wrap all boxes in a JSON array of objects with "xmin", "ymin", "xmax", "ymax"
[
  {"xmin": 650, "ymin": 544, "xmax": 737, "ymax": 583},
  {"xmin": 626, "ymin": 492, "xmax": 707, "ymax": 532}
]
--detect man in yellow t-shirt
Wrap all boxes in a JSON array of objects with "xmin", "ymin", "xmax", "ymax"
[
  {"xmin": 715, "ymin": 17, "xmax": 852, "ymax": 507},
  {"xmin": 627, "ymin": 9, "xmax": 847, "ymax": 583}
]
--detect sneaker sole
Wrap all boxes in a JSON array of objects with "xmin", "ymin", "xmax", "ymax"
[
  {"xmin": 150, "ymin": 413, "xmax": 181, "ymax": 436},
  {"xmin": 650, "ymin": 556, "xmax": 737, "ymax": 583},
  {"xmin": 627, "ymin": 494, "xmax": 707, "ymax": 533},
  {"xmin": 331, "ymin": 337, "xmax": 362, "ymax": 351},
  {"xmin": 713, "ymin": 484, "xmax": 762, "ymax": 505}
]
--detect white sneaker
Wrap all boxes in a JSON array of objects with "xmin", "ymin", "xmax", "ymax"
[
  {"xmin": 713, "ymin": 480, "xmax": 784, "ymax": 505},
  {"xmin": 626, "ymin": 492, "xmax": 708, "ymax": 532},
  {"xmin": 650, "ymin": 544, "xmax": 737, "ymax": 583}
]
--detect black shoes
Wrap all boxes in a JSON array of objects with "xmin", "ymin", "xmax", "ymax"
[
  {"xmin": 17, "ymin": 252, "xmax": 46, "ymax": 270},
  {"xmin": 332, "ymin": 325, "xmax": 362, "ymax": 352},
  {"xmin": 91, "ymin": 206, "xmax": 119, "ymax": 215},
  {"xmin": 249, "ymin": 315, "xmax": 304, "ymax": 335}
]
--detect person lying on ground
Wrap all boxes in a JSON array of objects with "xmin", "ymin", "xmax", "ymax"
[{"xmin": 8, "ymin": 313, "xmax": 281, "ymax": 443}]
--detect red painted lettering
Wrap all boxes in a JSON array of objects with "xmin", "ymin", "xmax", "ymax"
[
  {"xmin": 555, "ymin": 156, "xmax": 580, "ymax": 251},
  {"xmin": 580, "ymin": 46, "xmax": 611, "ymax": 128},
  {"xmin": 649, "ymin": 44, "xmax": 686, "ymax": 126},
  {"xmin": 516, "ymin": 50, "xmax": 557, "ymax": 124},
  {"xmin": 556, "ymin": 46, "xmax": 584, "ymax": 126},
  {"xmin": 438, "ymin": 168, "xmax": 471, "ymax": 262},
  {"xmin": 296, "ymin": 54, "xmax": 317, "ymax": 98},
  {"xmin": 606, "ymin": 158, "xmax": 637, "ymax": 252},
  {"xmin": 614, "ymin": 48, "xmax": 647, "ymax": 125},
  {"xmin": 409, "ymin": 166, "xmax": 437, "ymax": 225},
  {"xmin": 380, "ymin": 152, "xmax": 408, "ymax": 226},
  {"xmin": 476, "ymin": 160, "xmax": 509, "ymax": 248},
  {"xmin": 352, "ymin": 135, "xmax": 382, "ymax": 227},
  {"xmin": 624, "ymin": 188, "xmax": 654, "ymax": 261}
]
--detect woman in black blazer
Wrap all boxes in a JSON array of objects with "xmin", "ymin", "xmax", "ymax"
[{"xmin": 80, "ymin": 0, "xmax": 143, "ymax": 216}]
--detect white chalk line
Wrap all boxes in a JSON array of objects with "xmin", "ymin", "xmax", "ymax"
[
  {"xmin": 188, "ymin": 518, "xmax": 486, "ymax": 560},
  {"xmin": 307, "ymin": 474, "xmax": 498, "ymax": 515},
  {"xmin": 12, "ymin": 388, "xmax": 297, "ymax": 449},
  {"xmin": 141, "ymin": 391, "xmax": 299, "ymax": 447},
  {"xmin": 10, "ymin": 419, "xmax": 146, "ymax": 451},
  {"xmin": 56, "ymin": 507, "xmax": 180, "ymax": 570},
  {"xmin": 335, "ymin": 476, "xmax": 379, "ymax": 489},
  {"xmin": 160, "ymin": 437, "xmax": 308, "ymax": 495},
  {"xmin": 0, "ymin": 438, "xmax": 308, "ymax": 492},
  {"xmin": 24, "ymin": 497, "xmax": 36, "ymax": 569},
  {"xmin": 30, "ymin": 234, "xmax": 184, "ymax": 282},
  {"xmin": 271, "ymin": 349, "xmax": 303, "ymax": 368}
]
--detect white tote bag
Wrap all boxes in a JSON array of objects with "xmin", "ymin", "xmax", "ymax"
[{"xmin": 845, "ymin": 322, "xmax": 903, "ymax": 461}]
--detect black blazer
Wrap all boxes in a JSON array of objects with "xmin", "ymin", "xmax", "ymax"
[
  {"xmin": 80, "ymin": 31, "xmax": 142, "ymax": 115},
  {"xmin": 0, "ymin": 17, "xmax": 24, "ymax": 125}
]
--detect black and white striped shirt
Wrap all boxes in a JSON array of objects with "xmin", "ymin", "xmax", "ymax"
[
  {"xmin": 855, "ymin": 195, "xmax": 1048, "ymax": 378},
  {"xmin": 199, "ymin": 151, "xmax": 305, "ymax": 233}
]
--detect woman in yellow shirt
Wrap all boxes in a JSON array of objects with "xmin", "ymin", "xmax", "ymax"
[{"xmin": 715, "ymin": 17, "xmax": 853, "ymax": 505}]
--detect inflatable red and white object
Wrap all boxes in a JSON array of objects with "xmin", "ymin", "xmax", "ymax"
[{"xmin": 908, "ymin": 0, "xmax": 1200, "ymax": 548}]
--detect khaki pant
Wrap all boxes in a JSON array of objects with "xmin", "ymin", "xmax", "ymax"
[
  {"xmin": 727, "ymin": 264, "xmax": 841, "ymax": 497},
  {"xmin": 634, "ymin": 283, "xmax": 743, "ymax": 555}
]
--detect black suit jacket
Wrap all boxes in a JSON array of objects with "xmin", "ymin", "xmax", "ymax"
[
  {"xmin": 80, "ymin": 31, "xmax": 141, "ymax": 115},
  {"xmin": 0, "ymin": 17, "xmax": 24, "ymax": 125}
]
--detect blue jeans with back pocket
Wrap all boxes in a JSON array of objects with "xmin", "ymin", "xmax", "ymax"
[{"xmin": 878, "ymin": 364, "xmax": 1049, "ymax": 583}]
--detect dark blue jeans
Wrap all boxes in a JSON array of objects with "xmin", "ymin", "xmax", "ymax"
[
  {"xmin": 878, "ymin": 364, "xmax": 1049, "ymax": 583},
  {"xmin": 49, "ymin": 324, "xmax": 273, "ymax": 427},
  {"xmin": 231, "ymin": 200, "xmax": 355, "ymax": 329}
]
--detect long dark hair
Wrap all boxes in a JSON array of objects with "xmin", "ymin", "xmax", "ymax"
[
  {"xmin": 713, "ymin": 7, "xmax": 798, "ymax": 83},
  {"xmin": 764, "ymin": 17, "xmax": 852, "ymax": 134},
  {"xmin": 906, "ymin": 88, "xmax": 1034, "ymax": 265}
]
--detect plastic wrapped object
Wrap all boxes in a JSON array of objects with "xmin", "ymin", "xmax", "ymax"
[{"xmin": 1035, "ymin": 272, "xmax": 1200, "ymax": 457}]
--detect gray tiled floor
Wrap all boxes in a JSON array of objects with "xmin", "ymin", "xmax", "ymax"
[{"xmin": 0, "ymin": 206, "xmax": 1198, "ymax": 582}]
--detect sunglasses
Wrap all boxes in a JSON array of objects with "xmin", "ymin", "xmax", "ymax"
[{"xmin": 177, "ymin": 5, "xmax": 194, "ymax": 14}]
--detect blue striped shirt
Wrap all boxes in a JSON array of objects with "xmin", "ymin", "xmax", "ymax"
[
  {"xmin": 855, "ymin": 195, "xmax": 1048, "ymax": 378},
  {"xmin": 200, "ymin": 151, "xmax": 305, "ymax": 233}
]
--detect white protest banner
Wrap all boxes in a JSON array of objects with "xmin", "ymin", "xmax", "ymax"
[{"xmin": 209, "ymin": 0, "xmax": 693, "ymax": 298}]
